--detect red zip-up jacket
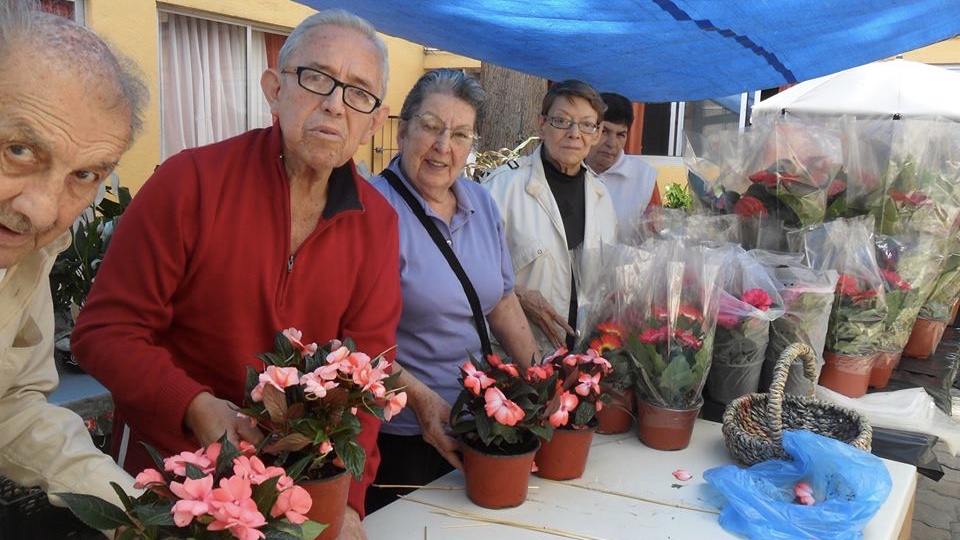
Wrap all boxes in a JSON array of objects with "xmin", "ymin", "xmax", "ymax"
[{"xmin": 72, "ymin": 125, "xmax": 401, "ymax": 517}]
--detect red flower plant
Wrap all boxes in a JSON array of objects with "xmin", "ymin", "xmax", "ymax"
[{"xmin": 540, "ymin": 349, "xmax": 612, "ymax": 429}]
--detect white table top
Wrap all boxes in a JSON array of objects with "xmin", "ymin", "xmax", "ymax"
[{"xmin": 364, "ymin": 419, "xmax": 917, "ymax": 540}]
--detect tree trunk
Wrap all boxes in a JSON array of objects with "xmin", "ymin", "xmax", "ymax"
[{"xmin": 477, "ymin": 63, "xmax": 547, "ymax": 154}]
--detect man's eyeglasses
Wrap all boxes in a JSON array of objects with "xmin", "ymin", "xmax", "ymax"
[
  {"xmin": 409, "ymin": 113, "xmax": 479, "ymax": 149},
  {"xmin": 280, "ymin": 66, "xmax": 382, "ymax": 114},
  {"xmin": 545, "ymin": 116, "xmax": 601, "ymax": 135}
]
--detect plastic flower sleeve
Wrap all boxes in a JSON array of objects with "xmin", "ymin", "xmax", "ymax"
[
  {"xmin": 627, "ymin": 240, "xmax": 724, "ymax": 409},
  {"xmin": 874, "ymin": 231, "xmax": 947, "ymax": 352},
  {"xmin": 683, "ymin": 129, "xmax": 756, "ymax": 215},
  {"xmin": 874, "ymin": 119, "xmax": 960, "ymax": 237},
  {"xmin": 750, "ymin": 249, "xmax": 838, "ymax": 396},
  {"xmin": 705, "ymin": 245, "xmax": 785, "ymax": 403},
  {"xmin": 735, "ymin": 122, "xmax": 845, "ymax": 250},
  {"xmin": 631, "ymin": 207, "xmax": 742, "ymax": 247},
  {"xmin": 837, "ymin": 118, "xmax": 894, "ymax": 218},
  {"xmin": 920, "ymin": 243, "xmax": 960, "ymax": 322},
  {"xmin": 796, "ymin": 217, "xmax": 887, "ymax": 357}
]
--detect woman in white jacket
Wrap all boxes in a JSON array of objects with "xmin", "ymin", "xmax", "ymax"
[{"xmin": 483, "ymin": 80, "xmax": 617, "ymax": 354}]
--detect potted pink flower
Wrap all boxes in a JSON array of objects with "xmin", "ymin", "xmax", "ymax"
[
  {"xmin": 448, "ymin": 353, "xmax": 557, "ymax": 509},
  {"xmin": 61, "ymin": 437, "xmax": 325, "ymax": 539},
  {"xmin": 242, "ymin": 328, "xmax": 407, "ymax": 539},
  {"xmin": 533, "ymin": 349, "xmax": 612, "ymax": 480}
]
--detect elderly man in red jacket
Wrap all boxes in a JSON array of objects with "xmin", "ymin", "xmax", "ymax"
[{"xmin": 73, "ymin": 9, "xmax": 400, "ymax": 540}]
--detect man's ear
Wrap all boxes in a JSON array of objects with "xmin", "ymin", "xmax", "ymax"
[
  {"xmin": 261, "ymin": 68, "xmax": 281, "ymax": 115},
  {"xmin": 364, "ymin": 104, "xmax": 390, "ymax": 140}
]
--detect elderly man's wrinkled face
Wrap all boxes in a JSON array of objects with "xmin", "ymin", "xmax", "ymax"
[
  {"xmin": 0, "ymin": 48, "xmax": 132, "ymax": 268},
  {"xmin": 586, "ymin": 121, "xmax": 629, "ymax": 175},
  {"xmin": 268, "ymin": 25, "xmax": 388, "ymax": 177}
]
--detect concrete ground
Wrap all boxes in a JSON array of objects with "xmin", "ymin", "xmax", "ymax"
[{"xmin": 911, "ymin": 393, "xmax": 960, "ymax": 540}]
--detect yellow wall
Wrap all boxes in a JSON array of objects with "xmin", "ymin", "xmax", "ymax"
[
  {"xmin": 900, "ymin": 37, "xmax": 960, "ymax": 64},
  {"xmin": 83, "ymin": 0, "xmax": 476, "ymax": 192}
]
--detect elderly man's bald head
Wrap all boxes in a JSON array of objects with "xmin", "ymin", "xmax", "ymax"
[
  {"xmin": 0, "ymin": 0, "xmax": 147, "ymax": 140},
  {"xmin": 0, "ymin": 0, "xmax": 148, "ymax": 268}
]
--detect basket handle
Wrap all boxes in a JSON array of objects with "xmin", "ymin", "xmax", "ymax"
[{"xmin": 766, "ymin": 342, "xmax": 818, "ymax": 447}]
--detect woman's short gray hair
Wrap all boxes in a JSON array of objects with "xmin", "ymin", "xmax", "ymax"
[
  {"xmin": 399, "ymin": 69, "xmax": 485, "ymax": 121},
  {"xmin": 279, "ymin": 9, "xmax": 389, "ymax": 97}
]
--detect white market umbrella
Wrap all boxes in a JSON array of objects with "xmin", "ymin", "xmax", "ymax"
[{"xmin": 752, "ymin": 59, "xmax": 960, "ymax": 122}]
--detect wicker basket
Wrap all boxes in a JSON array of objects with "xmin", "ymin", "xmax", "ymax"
[{"xmin": 721, "ymin": 342, "xmax": 873, "ymax": 465}]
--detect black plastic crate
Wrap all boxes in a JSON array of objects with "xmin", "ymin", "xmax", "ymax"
[{"xmin": 0, "ymin": 476, "xmax": 99, "ymax": 539}]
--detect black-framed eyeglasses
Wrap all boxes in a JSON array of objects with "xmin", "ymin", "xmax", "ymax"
[
  {"xmin": 545, "ymin": 115, "xmax": 601, "ymax": 135},
  {"xmin": 407, "ymin": 113, "xmax": 480, "ymax": 149},
  {"xmin": 280, "ymin": 66, "xmax": 382, "ymax": 114}
]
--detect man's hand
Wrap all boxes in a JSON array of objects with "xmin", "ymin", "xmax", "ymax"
[
  {"xmin": 516, "ymin": 288, "xmax": 575, "ymax": 349},
  {"xmin": 335, "ymin": 507, "xmax": 366, "ymax": 540},
  {"xmin": 184, "ymin": 392, "xmax": 262, "ymax": 447},
  {"xmin": 411, "ymin": 388, "xmax": 462, "ymax": 470}
]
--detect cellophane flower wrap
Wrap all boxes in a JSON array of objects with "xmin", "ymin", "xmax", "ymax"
[
  {"xmin": 241, "ymin": 329, "xmax": 407, "ymax": 481},
  {"xmin": 61, "ymin": 436, "xmax": 325, "ymax": 540},
  {"xmin": 874, "ymin": 232, "xmax": 947, "ymax": 353},
  {"xmin": 711, "ymin": 246, "xmax": 784, "ymax": 367},
  {"xmin": 622, "ymin": 241, "xmax": 724, "ymax": 409},
  {"xmin": 872, "ymin": 119, "xmax": 960, "ymax": 239},
  {"xmin": 796, "ymin": 218, "xmax": 888, "ymax": 357},
  {"xmin": 751, "ymin": 250, "xmax": 838, "ymax": 395},
  {"xmin": 575, "ymin": 245, "xmax": 652, "ymax": 394},
  {"xmin": 449, "ymin": 352, "xmax": 558, "ymax": 455},
  {"xmin": 738, "ymin": 122, "xmax": 845, "ymax": 227},
  {"xmin": 631, "ymin": 207, "xmax": 741, "ymax": 246}
]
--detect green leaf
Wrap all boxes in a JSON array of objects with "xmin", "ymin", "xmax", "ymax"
[
  {"xmin": 133, "ymin": 502, "xmax": 176, "ymax": 526},
  {"xmin": 334, "ymin": 438, "xmax": 366, "ymax": 480},
  {"xmin": 252, "ymin": 475, "xmax": 282, "ymax": 515},
  {"xmin": 58, "ymin": 492, "xmax": 134, "ymax": 531}
]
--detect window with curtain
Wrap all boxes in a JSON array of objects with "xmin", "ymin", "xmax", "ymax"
[
  {"xmin": 39, "ymin": 0, "xmax": 79, "ymax": 20},
  {"xmin": 159, "ymin": 11, "xmax": 286, "ymax": 160}
]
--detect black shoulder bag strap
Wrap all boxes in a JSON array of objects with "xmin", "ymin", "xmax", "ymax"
[{"xmin": 381, "ymin": 169, "xmax": 493, "ymax": 356}]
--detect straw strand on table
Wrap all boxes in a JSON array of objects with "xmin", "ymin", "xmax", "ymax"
[{"xmin": 401, "ymin": 496, "xmax": 612, "ymax": 540}]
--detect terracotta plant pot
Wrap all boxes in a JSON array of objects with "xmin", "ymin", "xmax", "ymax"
[
  {"xmin": 869, "ymin": 350, "xmax": 902, "ymax": 389},
  {"xmin": 461, "ymin": 438, "xmax": 539, "ymax": 509},
  {"xmin": 534, "ymin": 425, "xmax": 595, "ymax": 480},
  {"xmin": 596, "ymin": 389, "xmax": 635, "ymax": 434},
  {"xmin": 903, "ymin": 317, "xmax": 948, "ymax": 359},
  {"xmin": 300, "ymin": 468, "xmax": 351, "ymax": 540},
  {"xmin": 818, "ymin": 351, "xmax": 875, "ymax": 398},
  {"xmin": 636, "ymin": 397, "xmax": 702, "ymax": 451}
]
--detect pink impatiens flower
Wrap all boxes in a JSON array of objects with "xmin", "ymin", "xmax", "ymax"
[
  {"xmin": 574, "ymin": 372, "xmax": 601, "ymax": 397},
  {"xmin": 164, "ymin": 448, "xmax": 213, "ymax": 477},
  {"xmin": 133, "ymin": 468, "xmax": 165, "ymax": 490},
  {"xmin": 250, "ymin": 365, "xmax": 300, "ymax": 403},
  {"xmin": 483, "ymin": 387, "xmax": 525, "ymax": 426},
  {"xmin": 487, "ymin": 354, "xmax": 519, "ymax": 376},
  {"xmin": 300, "ymin": 371, "xmax": 338, "ymax": 399},
  {"xmin": 207, "ymin": 475, "xmax": 267, "ymax": 540},
  {"xmin": 271, "ymin": 484, "xmax": 312, "ymax": 525},
  {"xmin": 549, "ymin": 391, "xmax": 579, "ymax": 427},
  {"xmin": 169, "ymin": 474, "xmax": 214, "ymax": 527},
  {"xmin": 462, "ymin": 360, "xmax": 495, "ymax": 395},
  {"xmin": 383, "ymin": 391, "xmax": 408, "ymax": 421},
  {"xmin": 282, "ymin": 327, "xmax": 318, "ymax": 356}
]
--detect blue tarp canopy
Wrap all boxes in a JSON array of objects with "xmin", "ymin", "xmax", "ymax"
[{"xmin": 294, "ymin": 0, "xmax": 960, "ymax": 102}]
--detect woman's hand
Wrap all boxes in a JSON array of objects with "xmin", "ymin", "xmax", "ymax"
[
  {"xmin": 394, "ymin": 363, "xmax": 462, "ymax": 470},
  {"xmin": 515, "ymin": 287, "xmax": 575, "ymax": 349},
  {"xmin": 411, "ymin": 388, "xmax": 462, "ymax": 470}
]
